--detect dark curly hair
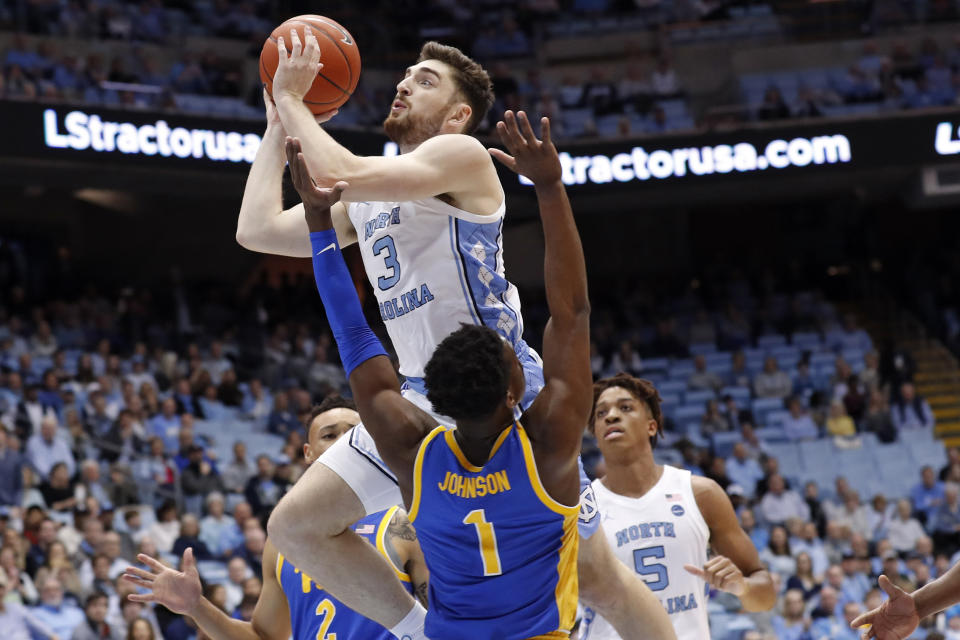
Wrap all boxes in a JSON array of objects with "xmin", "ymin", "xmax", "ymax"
[
  {"xmin": 591, "ymin": 373, "xmax": 664, "ymax": 447},
  {"xmin": 424, "ymin": 325, "xmax": 511, "ymax": 421}
]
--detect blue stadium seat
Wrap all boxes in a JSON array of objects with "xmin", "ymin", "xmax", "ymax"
[
  {"xmin": 641, "ymin": 357, "xmax": 670, "ymax": 374},
  {"xmin": 720, "ymin": 386, "xmax": 750, "ymax": 405},
  {"xmin": 755, "ymin": 426, "xmax": 789, "ymax": 442},
  {"xmin": 764, "ymin": 409, "xmax": 791, "ymax": 429},
  {"xmin": 658, "ymin": 380, "xmax": 688, "ymax": 397},
  {"xmin": 684, "ymin": 389, "xmax": 716, "ymax": 405},
  {"xmin": 712, "ymin": 431, "xmax": 740, "ymax": 458},
  {"xmin": 757, "ymin": 335, "xmax": 787, "ymax": 349},
  {"xmin": 791, "ymin": 331, "xmax": 823, "ymax": 350},
  {"xmin": 690, "ymin": 342, "xmax": 718, "ymax": 355},
  {"xmin": 798, "ymin": 438, "xmax": 837, "ymax": 471},
  {"xmin": 705, "ymin": 352, "xmax": 733, "ymax": 368},
  {"xmin": 751, "ymin": 397, "xmax": 784, "ymax": 424},
  {"xmin": 669, "ymin": 361, "xmax": 697, "ymax": 380}
]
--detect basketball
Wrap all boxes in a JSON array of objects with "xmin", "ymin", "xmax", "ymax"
[{"xmin": 259, "ymin": 15, "xmax": 361, "ymax": 115}]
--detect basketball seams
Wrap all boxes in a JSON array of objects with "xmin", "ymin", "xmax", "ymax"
[{"xmin": 260, "ymin": 16, "xmax": 359, "ymax": 111}]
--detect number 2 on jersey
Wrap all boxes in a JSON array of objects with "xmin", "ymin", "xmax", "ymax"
[
  {"xmin": 463, "ymin": 509, "xmax": 503, "ymax": 576},
  {"xmin": 315, "ymin": 599, "xmax": 337, "ymax": 640},
  {"xmin": 372, "ymin": 235, "xmax": 400, "ymax": 290},
  {"xmin": 633, "ymin": 545, "xmax": 669, "ymax": 591}
]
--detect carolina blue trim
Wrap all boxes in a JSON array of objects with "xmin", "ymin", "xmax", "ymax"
[
  {"xmin": 493, "ymin": 217, "xmax": 524, "ymax": 337},
  {"xmin": 454, "ymin": 218, "xmax": 522, "ymax": 345},
  {"xmin": 349, "ymin": 428, "xmax": 397, "ymax": 484},
  {"xmin": 447, "ymin": 217, "xmax": 481, "ymax": 326},
  {"xmin": 402, "ymin": 377, "xmax": 427, "ymax": 396}
]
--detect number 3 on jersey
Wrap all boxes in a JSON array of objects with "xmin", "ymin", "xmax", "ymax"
[
  {"xmin": 463, "ymin": 509, "xmax": 503, "ymax": 576},
  {"xmin": 315, "ymin": 599, "xmax": 337, "ymax": 640},
  {"xmin": 634, "ymin": 545, "xmax": 669, "ymax": 591},
  {"xmin": 372, "ymin": 235, "xmax": 400, "ymax": 290}
]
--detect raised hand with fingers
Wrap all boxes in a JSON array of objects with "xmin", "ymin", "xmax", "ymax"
[
  {"xmin": 488, "ymin": 110, "xmax": 562, "ymax": 187},
  {"xmin": 284, "ymin": 136, "xmax": 348, "ymax": 229},
  {"xmin": 684, "ymin": 556, "xmax": 746, "ymax": 596},
  {"xmin": 849, "ymin": 575, "xmax": 920, "ymax": 640},
  {"xmin": 273, "ymin": 28, "xmax": 323, "ymax": 103},
  {"xmin": 122, "ymin": 548, "xmax": 202, "ymax": 616}
]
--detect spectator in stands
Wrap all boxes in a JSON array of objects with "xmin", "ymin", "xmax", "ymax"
[
  {"xmin": 39, "ymin": 462, "xmax": 77, "ymax": 518},
  {"xmin": 727, "ymin": 442, "xmax": 764, "ymax": 497},
  {"xmin": 932, "ymin": 485, "xmax": 960, "ymax": 554},
  {"xmin": 199, "ymin": 492, "xmax": 231, "ymax": 558},
  {"xmin": 26, "ymin": 517, "xmax": 58, "ymax": 575},
  {"xmin": 941, "ymin": 446, "xmax": 960, "ymax": 481},
  {"xmin": 826, "ymin": 400, "xmax": 857, "ymax": 438},
  {"xmin": 892, "ymin": 382, "xmax": 935, "ymax": 432},
  {"xmin": 651, "ymin": 57, "xmax": 681, "ymax": 97},
  {"xmin": 782, "ymin": 396, "xmax": 819, "ymax": 441},
  {"xmin": 0, "ymin": 570, "xmax": 56, "ymax": 639},
  {"xmin": 581, "ymin": 67, "xmax": 619, "ymax": 117},
  {"xmin": 755, "ymin": 357, "xmax": 793, "ymax": 399},
  {"xmin": 71, "ymin": 591, "xmax": 120, "ymax": 640},
  {"xmin": 772, "ymin": 588, "xmax": 811, "ymax": 640},
  {"xmin": 761, "ymin": 474, "xmax": 810, "ymax": 525},
  {"xmin": 793, "ymin": 359, "xmax": 818, "ymax": 397},
  {"xmin": 740, "ymin": 508, "xmax": 769, "ymax": 551},
  {"xmin": 834, "ymin": 314, "xmax": 873, "ymax": 353},
  {"xmin": 223, "ymin": 555, "xmax": 249, "ymax": 612},
  {"xmin": 701, "ymin": 399, "xmax": 731, "ymax": 436},
  {"xmin": 911, "ymin": 465, "xmax": 946, "ymax": 525},
  {"xmin": 241, "ymin": 378, "xmax": 271, "ymax": 421},
  {"xmin": 31, "ymin": 575, "xmax": 84, "ymax": 638},
  {"xmin": 758, "ymin": 87, "xmax": 790, "ymax": 121},
  {"xmin": 867, "ymin": 494, "xmax": 894, "ymax": 541},
  {"xmin": 232, "ymin": 525, "xmax": 266, "ymax": 580},
  {"xmin": 726, "ymin": 350, "xmax": 752, "ymax": 389},
  {"xmin": 244, "ymin": 455, "xmax": 282, "ymax": 518},
  {"xmin": 760, "ymin": 525, "xmax": 796, "ymax": 582},
  {"xmin": 133, "ymin": 436, "xmax": 176, "ymax": 505},
  {"xmin": 888, "ymin": 498, "xmax": 927, "ymax": 553},
  {"xmin": 221, "ymin": 440, "xmax": 253, "ymax": 494},
  {"xmin": 146, "ymin": 501, "xmax": 179, "ymax": 554},
  {"xmin": 688, "ymin": 354, "xmax": 722, "ymax": 392},
  {"xmin": 839, "ymin": 550, "xmax": 871, "ymax": 603},
  {"xmin": 608, "ymin": 340, "xmax": 642, "ymax": 377},
  {"xmin": 794, "ymin": 521, "xmax": 830, "ymax": 577},
  {"xmin": 171, "ymin": 513, "xmax": 212, "ymax": 561},
  {"xmin": 147, "ymin": 398, "xmax": 179, "ymax": 453},
  {"xmin": 863, "ymin": 389, "xmax": 897, "ymax": 443},
  {"xmin": 786, "ymin": 551, "xmax": 822, "ymax": 601},
  {"xmin": 266, "ymin": 392, "xmax": 299, "ymax": 437},
  {"xmin": 0, "ymin": 428, "xmax": 24, "ymax": 506},
  {"xmin": 26, "ymin": 415, "xmax": 75, "ymax": 480},
  {"xmin": 834, "ymin": 492, "xmax": 872, "ymax": 540},
  {"xmin": 180, "ymin": 444, "xmax": 224, "ymax": 513}
]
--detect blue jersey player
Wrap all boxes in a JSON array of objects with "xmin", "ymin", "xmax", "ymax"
[
  {"xmin": 123, "ymin": 396, "xmax": 429, "ymax": 640},
  {"xmin": 284, "ymin": 111, "xmax": 675, "ymax": 640}
]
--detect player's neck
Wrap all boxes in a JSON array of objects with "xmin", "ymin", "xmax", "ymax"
[
  {"xmin": 602, "ymin": 455, "xmax": 663, "ymax": 499},
  {"xmin": 453, "ymin": 417, "xmax": 512, "ymax": 467}
]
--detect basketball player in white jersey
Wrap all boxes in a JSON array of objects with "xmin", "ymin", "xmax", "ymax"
[
  {"xmin": 236, "ymin": 32, "xmax": 671, "ymax": 640},
  {"xmin": 580, "ymin": 374, "xmax": 776, "ymax": 639}
]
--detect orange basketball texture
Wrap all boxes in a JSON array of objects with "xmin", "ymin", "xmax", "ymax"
[{"xmin": 260, "ymin": 15, "xmax": 361, "ymax": 114}]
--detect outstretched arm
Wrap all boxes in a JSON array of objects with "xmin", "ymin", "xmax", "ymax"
[
  {"xmin": 490, "ymin": 112, "xmax": 591, "ymax": 501},
  {"xmin": 122, "ymin": 547, "xmax": 291, "ymax": 640},
  {"xmin": 286, "ymin": 138, "xmax": 434, "ymax": 495},
  {"xmin": 385, "ymin": 508, "xmax": 430, "ymax": 608},
  {"xmin": 271, "ymin": 30, "xmax": 499, "ymax": 207},
  {"xmin": 235, "ymin": 89, "xmax": 355, "ymax": 257},
  {"xmin": 688, "ymin": 477, "xmax": 776, "ymax": 612},
  {"xmin": 851, "ymin": 561, "xmax": 960, "ymax": 639}
]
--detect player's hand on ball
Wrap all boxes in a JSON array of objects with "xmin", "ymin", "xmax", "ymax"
[
  {"xmin": 285, "ymin": 137, "xmax": 348, "ymax": 220},
  {"xmin": 489, "ymin": 111, "xmax": 562, "ymax": 187},
  {"xmin": 849, "ymin": 575, "xmax": 919, "ymax": 640},
  {"xmin": 684, "ymin": 556, "xmax": 746, "ymax": 596},
  {"xmin": 274, "ymin": 28, "xmax": 323, "ymax": 103},
  {"xmin": 122, "ymin": 548, "xmax": 202, "ymax": 616}
]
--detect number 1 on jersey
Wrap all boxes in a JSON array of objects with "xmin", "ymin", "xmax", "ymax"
[{"xmin": 463, "ymin": 509, "xmax": 503, "ymax": 576}]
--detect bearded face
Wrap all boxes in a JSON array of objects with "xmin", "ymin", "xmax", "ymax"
[{"xmin": 383, "ymin": 97, "xmax": 455, "ymax": 147}]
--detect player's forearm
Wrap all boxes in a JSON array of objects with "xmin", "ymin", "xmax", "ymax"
[
  {"xmin": 537, "ymin": 180, "xmax": 590, "ymax": 320},
  {"xmin": 236, "ymin": 124, "xmax": 298, "ymax": 253},
  {"xmin": 188, "ymin": 598, "xmax": 266, "ymax": 640},
  {"xmin": 275, "ymin": 96, "xmax": 359, "ymax": 182},
  {"xmin": 738, "ymin": 570, "xmax": 777, "ymax": 611},
  {"xmin": 913, "ymin": 560, "xmax": 960, "ymax": 618}
]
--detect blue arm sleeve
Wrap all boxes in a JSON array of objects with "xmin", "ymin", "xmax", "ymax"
[{"xmin": 310, "ymin": 229, "xmax": 388, "ymax": 378}]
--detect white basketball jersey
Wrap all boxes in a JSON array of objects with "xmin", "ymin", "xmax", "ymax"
[
  {"xmin": 581, "ymin": 465, "xmax": 711, "ymax": 640},
  {"xmin": 347, "ymin": 196, "xmax": 525, "ymax": 379}
]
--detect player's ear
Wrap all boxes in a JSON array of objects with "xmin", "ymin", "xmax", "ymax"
[
  {"xmin": 302, "ymin": 443, "xmax": 311, "ymax": 460},
  {"xmin": 448, "ymin": 102, "xmax": 472, "ymax": 130},
  {"xmin": 647, "ymin": 419, "xmax": 658, "ymax": 437}
]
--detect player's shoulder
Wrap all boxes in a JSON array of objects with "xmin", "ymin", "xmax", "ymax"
[
  {"xmin": 420, "ymin": 133, "xmax": 491, "ymax": 160},
  {"xmin": 690, "ymin": 474, "xmax": 727, "ymax": 506}
]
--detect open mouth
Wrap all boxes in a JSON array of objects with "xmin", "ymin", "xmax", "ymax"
[{"xmin": 391, "ymin": 99, "xmax": 407, "ymax": 113}]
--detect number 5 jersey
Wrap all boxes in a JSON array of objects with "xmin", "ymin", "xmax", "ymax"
[
  {"xmin": 580, "ymin": 465, "xmax": 711, "ymax": 640},
  {"xmin": 409, "ymin": 422, "xmax": 579, "ymax": 640}
]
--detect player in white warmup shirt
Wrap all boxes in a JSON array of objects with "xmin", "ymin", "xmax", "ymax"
[
  {"xmin": 580, "ymin": 374, "xmax": 776, "ymax": 640},
  {"xmin": 236, "ymin": 31, "xmax": 673, "ymax": 639}
]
